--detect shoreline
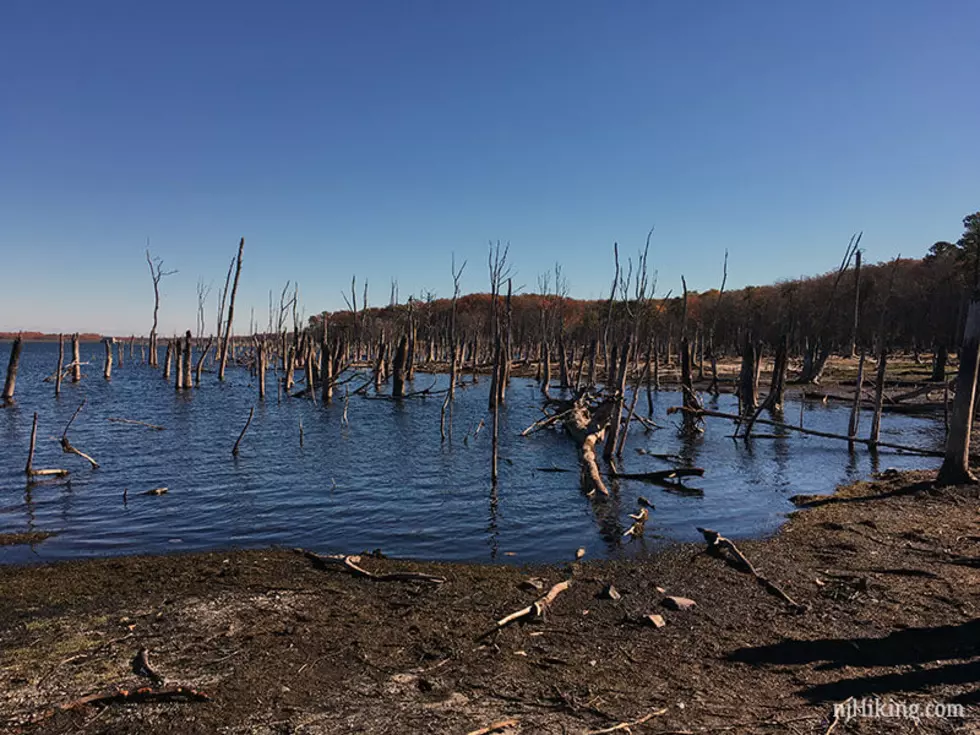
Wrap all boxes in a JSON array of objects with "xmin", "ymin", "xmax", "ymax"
[{"xmin": 1, "ymin": 469, "xmax": 977, "ymax": 734}]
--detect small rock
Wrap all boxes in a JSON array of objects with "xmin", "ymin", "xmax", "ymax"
[
  {"xmin": 662, "ymin": 595, "xmax": 696, "ymax": 611},
  {"xmin": 519, "ymin": 577, "xmax": 546, "ymax": 593},
  {"xmin": 575, "ymin": 547, "xmax": 586, "ymax": 560},
  {"xmin": 656, "ymin": 586, "xmax": 666, "ymax": 594},
  {"xmin": 644, "ymin": 614, "xmax": 667, "ymax": 628},
  {"xmin": 145, "ymin": 487, "xmax": 168, "ymax": 496},
  {"xmin": 599, "ymin": 584, "xmax": 621, "ymax": 601},
  {"xmin": 638, "ymin": 496, "xmax": 654, "ymax": 508}
]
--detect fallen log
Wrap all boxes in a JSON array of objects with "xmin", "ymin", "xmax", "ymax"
[
  {"xmin": 697, "ymin": 527, "xmax": 806, "ymax": 613},
  {"xmin": 50, "ymin": 686, "xmax": 210, "ymax": 714},
  {"xmin": 668, "ymin": 405, "xmax": 942, "ymax": 456},
  {"xmin": 478, "ymin": 579, "xmax": 571, "ymax": 640},
  {"xmin": 107, "ymin": 417, "xmax": 166, "ymax": 430},
  {"xmin": 560, "ymin": 393, "xmax": 615, "ymax": 496},
  {"xmin": 608, "ymin": 468, "xmax": 704, "ymax": 483},
  {"xmin": 302, "ymin": 550, "xmax": 446, "ymax": 585}
]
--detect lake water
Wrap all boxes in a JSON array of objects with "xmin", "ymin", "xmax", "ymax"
[{"xmin": 0, "ymin": 341, "xmax": 943, "ymax": 565}]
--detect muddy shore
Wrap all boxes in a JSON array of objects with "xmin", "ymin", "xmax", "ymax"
[{"xmin": 1, "ymin": 470, "xmax": 977, "ymax": 734}]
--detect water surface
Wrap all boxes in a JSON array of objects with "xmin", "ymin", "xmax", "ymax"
[{"xmin": 0, "ymin": 341, "xmax": 942, "ymax": 564}]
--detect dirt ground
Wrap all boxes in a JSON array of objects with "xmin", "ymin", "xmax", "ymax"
[{"xmin": 0, "ymin": 468, "xmax": 977, "ymax": 734}]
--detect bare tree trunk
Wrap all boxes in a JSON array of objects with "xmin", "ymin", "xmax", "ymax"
[
  {"xmin": 931, "ymin": 343, "xmax": 948, "ymax": 382},
  {"xmin": 2, "ymin": 335, "xmax": 22, "ymax": 404},
  {"xmin": 257, "ymin": 340, "xmax": 266, "ymax": 399},
  {"xmin": 868, "ymin": 350, "xmax": 887, "ymax": 446},
  {"xmin": 587, "ymin": 337, "xmax": 597, "ymax": 387},
  {"xmin": 738, "ymin": 334, "xmax": 758, "ymax": 415},
  {"xmin": 848, "ymin": 350, "xmax": 866, "ymax": 440},
  {"xmin": 163, "ymin": 341, "xmax": 173, "ymax": 380},
  {"xmin": 195, "ymin": 336, "xmax": 212, "ymax": 387},
  {"xmin": 218, "ymin": 238, "xmax": 245, "ymax": 381},
  {"xmin": 540, "ymin": 339, "xmax": 551, "ymax": 398},
  {"xmin": 174, "ymin": 339, "xmax": 183, "ymax": 390},
  {"xmin": 71, "ymin": 334, "xmax": 81, "ymax": 383},
  {"xmin": 937, "ymin": 294, "xmax": 980, "ymax": 485},
  {"xmin": 103, "ymin": 338, "xmax": 113, "ymax": 380},
  {"xmin": 850, "ymin": 250, "xmax": 862, "ymax": 357},
  {"xmin": 603, "ymin": 342, "xmax": 630, "ymax": 461},
  {"xmin": 392, "ymin": 334, "xmax": 408, "ymax": 397},
  {"xmin": 55, "ymin": 334, "xmax": 64, "ymax": 397},
  {"xmin": 182, "ymin": 331, "xmax": 193, "ymax": 389}
]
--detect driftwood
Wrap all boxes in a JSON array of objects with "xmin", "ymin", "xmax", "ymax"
[
  {"xmin": 302, "ymin": 550, "xmax": 446, "ymax": 585},
  {"xmin": 107, "ymin": 417, "xmax": 166, "ymax": 430},
  {"xmin": 608, "ymin": 468, "xmax": 704, "ymax": 483},
  {"xmin": 558, "ymin": 393, "xmax": 615, "ymax": 496},
  {"xmin": 466, "ymin": 719, "xmax": 520, "ymax": 735},
  {"xmin": 585, "ymin": 708, "xmax": 668, "ymax": 734},
  {"xmin": 60, "ymin": 400, "xmax": 99, "ymax": 468},
  {"xmin": 698, "ymin": 527, "xmax": 806, "ymax": 613},
  {"xmin": 623, "ymin": 507, "xmax": 649, "ymax": 538},
  {"xmin": 478, "ymin": 579, "xmax": 571, "ymax": 640}
]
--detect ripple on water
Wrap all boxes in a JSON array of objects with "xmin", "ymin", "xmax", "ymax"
[{"xmin": 0, "ymin": 341, "xmax": 944, "ymax": 564}]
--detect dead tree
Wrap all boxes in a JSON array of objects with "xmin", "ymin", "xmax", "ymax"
[
  {"xmin": 392, "ymin": 334, "xmax": 409, "ymax": 397},
  {"xmin": 182, "ymin": 330, "xmax": 193, "ymax": 389},
  {"xmin": 737, "ymin": 334, "xmax": 758, "ymax": 415},
  {"xmin": 850, "ymin": 249, "xmax": 862, "ymax": 357},
  {"xmin": 218, "ymin": 238, "xmax": 245, "ymax": 381},
  {"xmin": 71, "ymin": 334, "xmax": 81, "ymax": 382},
  {"xmin": 103, "ymin": 338, "xmax": 113, "ymax": 380},
  {"xmin": 798, "ymin": 233, "xmax": 861, "ymax": 384},
  {"xmin": 55, "ymin": 334, "xmax": 64, "ymax": 397},
  {"xmin": 440, "ymin": 256, "xmax": 466, "ymax": 442},
  {"xmin": 603, "ymin": 342, "xmax": 630, "ymax": 460},
  {"xmin": 146, "ymin": 249, "xmax": 177, "ymax": 367},
  {"xmin": 2, "ymin": 335, "xmax": 22, "ymax": 405},
  {"xmin": 937, "ymin": 289, "xmax": 980, "ymax": 485},
  {"xmin": 195, "ymin": 335, "xmax": 212, "ymax": 387},
  {"xmin": 848, "ymin": 351, "xmax": 866, "ymax": 441}
]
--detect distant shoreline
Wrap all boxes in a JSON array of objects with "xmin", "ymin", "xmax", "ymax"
[{"xmin": 0, "ymin": 333, "xmax": 105, "ymax": 342}]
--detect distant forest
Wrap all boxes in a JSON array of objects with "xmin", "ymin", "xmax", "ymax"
[{"xmin": 314, "ymin": 212, "xmax": 980, "ymax": 365}]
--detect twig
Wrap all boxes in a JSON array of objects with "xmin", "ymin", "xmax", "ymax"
[
  {"xmin": 586, "ymin": 708, "xmax": 668, "ymax": 734},
  {"xmin": 466, "ymin": 718, "xmax": 520, "ymax": 735}
]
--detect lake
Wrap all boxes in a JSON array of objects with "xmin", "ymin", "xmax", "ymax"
[{"xmin": 0, "ymin": 340, "xmax": 943, "ymax": 564}]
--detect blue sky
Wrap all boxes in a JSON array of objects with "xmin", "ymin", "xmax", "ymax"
[{"xmin": 1, "ymin": 1, "xmax": 978, "ymax": 335}]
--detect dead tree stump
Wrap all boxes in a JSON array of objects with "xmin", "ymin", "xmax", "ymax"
[{"xmin": 2, "ymin": 335, "xmax": 23, "ymax": 405}]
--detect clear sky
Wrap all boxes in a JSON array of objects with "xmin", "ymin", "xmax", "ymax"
[{"xmin": 1, "ymin": 1, "xmax": 978, "ymax": 335}]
